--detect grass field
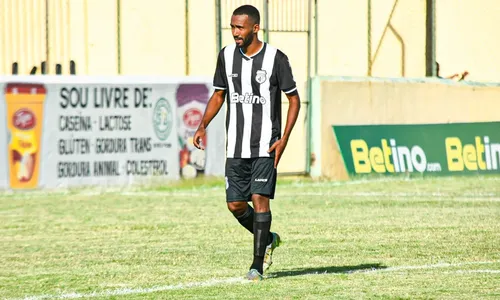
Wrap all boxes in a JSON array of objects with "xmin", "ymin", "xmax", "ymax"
[{"xmin": 1, "ymin": 175, "xmax": 499, "ymax": 299}]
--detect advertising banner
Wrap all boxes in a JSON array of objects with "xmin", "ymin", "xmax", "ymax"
[
  {"xmin": 0, "ymin": 82, "xmax": 6, "ymax": 189},
  {"xmin": 1, "ymin": 79, "xmax": 182, "ymax": 190},
  {"xmin": 176, "ymin": 83, "xmax": 211, "ymax": 179},
  {"xmin": 43, "ymin": 82, "xmax": 180, "ymax": 189},
  {"xmin": 204, "ymin": 101, "xmax": 226, "ymax": 177},
  {"xmin": 333, "ymin": 122, "xmax": 500, "ymax": 176},
  {"xmin": 5, "ymin": 83, "xmax": 47, "ymax": 189},
  {"xmin": 0, "ymin": 76, "xmax": 229, "ymax": 190}
]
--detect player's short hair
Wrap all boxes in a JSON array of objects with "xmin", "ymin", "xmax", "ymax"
[{"xmin": 233, "ymin": 5, "xmax": 260, "ymax": 25}]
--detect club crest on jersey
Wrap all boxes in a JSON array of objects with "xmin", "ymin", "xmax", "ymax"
[{"xmin": 255, "ymin": 70, "xmax": 267, "ymax": 84}]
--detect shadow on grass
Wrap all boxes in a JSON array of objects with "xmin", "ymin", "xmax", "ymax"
[{"xmin": 268, "ymin": 263, "xmax": 386, "ymax": 278}]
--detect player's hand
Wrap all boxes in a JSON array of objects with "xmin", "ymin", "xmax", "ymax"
[
  {"xmin": 193, "ymin": 126, "xmax": 206, "ymax": 150},
  {"xmin": 268, "ymin": 137, "xmax": 288, "ymax": 169}
]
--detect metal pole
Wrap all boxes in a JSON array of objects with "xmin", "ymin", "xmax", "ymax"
[
  {"xmin": 263, "ymin": 0, "xmax": 269, "ymax": 42},
  {"xmin": 307, "ymin": 0, "xmax": 312, "ymax": 81},
  {"xmin": 215, "ymin": 0, "xmax": 221, "ymax": 54},
  {"xmin": 314, "ymin": 0, "xmax": 318, "ymax": 75},
  {"xmin": 83, "ymin": 0, "xmax": 89, "ymax": 74},
  {"xmin": 425, "ymin": 0, "xmax": 436, "ymax": 76},
  {"xmin": 45, "ymin": 0, "xmax": 50, "ymax": 74},
  {"xmin": 185, "ymin": 0, "xmax": 189, "ymax": 75},
  {"xmin": 306, "ymin": 0, "xmax": 313, "ymax": 174},
  {"xmin": 116, "ymin": 0, "xmax": 121, "ymax": 74},
  {"xmin": 367, "ymin": 0, "xmax": 372, "ymax": 76}
]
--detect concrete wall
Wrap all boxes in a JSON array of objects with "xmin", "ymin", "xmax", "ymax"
[
  {"xmin": 2, "ymin": 0, "xmax": 499, "ymax": 79},
  {"xmin": 0, "ymin": 0, "xmax": 196, "ymax": 76},
  {"xmin": 316, "ymin": 0, "xmax": 426, "ymax": 78},
  {"xmin": 310, "ymin": 77, "xmax": 500, "ymax": 179},
  {"xmin": 435, "ymin": 0, "xmax": 500, "ymax": 83},
  {"xmin": 2, "ymin": 0, "xmax": 500, "ymax": 175}
]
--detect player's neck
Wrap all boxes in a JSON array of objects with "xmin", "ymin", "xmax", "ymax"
[{"xmin": 241, "ymin": 39, "xmax": 263, "ymax": 57}]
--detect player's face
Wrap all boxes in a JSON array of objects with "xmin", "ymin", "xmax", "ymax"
[{"xmin": 230, "ymin": 14, "xmax": 257, "ymax": 48}]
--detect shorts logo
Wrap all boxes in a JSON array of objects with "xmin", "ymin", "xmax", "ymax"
[
  {"xmin": 225, "ymin": 176, "xmax": 229, "ymax": 189},
  {"xmin": 254, "ymin": 178, "xmax": 268, "ymax": 182},
  {"xmin": 153, "ymin": 98, "xmax": 173, "ymax": 141},
  {"xmin": 255, "ymin": 70, "xmax": 267, "ymax": 84}
]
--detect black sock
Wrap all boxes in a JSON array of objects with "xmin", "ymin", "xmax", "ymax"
[
  {"xmin": 250, "ymin": 211, "xmax": 272, "ymax": 274},
  {"xmin": 232, "ymin": 206, "xmax": 274, "ymax": 245},
  {"xmin": 233, "ymin": 205, "xmax": 254, "ymax": 234}
]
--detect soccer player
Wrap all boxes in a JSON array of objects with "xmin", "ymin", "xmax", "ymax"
[{"xmin": 193, "ymin": 4, "xmax": 301, "ymax": 281}]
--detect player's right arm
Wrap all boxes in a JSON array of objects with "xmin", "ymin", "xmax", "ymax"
[
  {"xmin": 193, "ymin": 89, "xmax": 226, "ymax": 150},
  {"xmin": 193, "ymin": 49, "xmax": 227, "ymax": 150}
]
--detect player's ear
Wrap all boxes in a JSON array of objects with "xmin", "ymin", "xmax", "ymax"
[{"xmin": 253, "ymin": 23, "xmax": 259, "ymax": 34}]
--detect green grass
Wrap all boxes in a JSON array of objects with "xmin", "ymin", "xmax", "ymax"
[{"xmin": 0, "ymin": 176, "xmax": 499, "ymax": 299}]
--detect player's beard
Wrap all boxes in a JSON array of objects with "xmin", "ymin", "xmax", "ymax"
[{"xmin": 236, "ymin": 34, "xmax": 254, "ymax": 49}]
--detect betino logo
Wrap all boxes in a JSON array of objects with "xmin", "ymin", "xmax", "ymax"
[{"xmin": 230, "ymin": 93, "xmax": 267, "ymax": 105}]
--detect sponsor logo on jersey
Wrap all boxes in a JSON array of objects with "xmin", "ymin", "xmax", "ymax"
[{"xmin": 230, "ymin": 92, "xmax": 267, "ymax": 105}]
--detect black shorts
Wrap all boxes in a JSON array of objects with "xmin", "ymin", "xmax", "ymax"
[{"xmin": 225, "ymin": 157, "xmax": 277, "ymax": 202}]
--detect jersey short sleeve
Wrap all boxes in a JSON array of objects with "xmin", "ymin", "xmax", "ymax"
[
  {"xmin": 277, "ymin": 53, "xmax": 297, "ymax": 94},
  {"xmin": 213, "ymin": 49, "xmax": 227, "ymax": 91}
]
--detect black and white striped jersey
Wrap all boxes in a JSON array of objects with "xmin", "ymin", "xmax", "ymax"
[{"xmin": 213, "ymin": 42, "xmax": 297, "ymax": 159}]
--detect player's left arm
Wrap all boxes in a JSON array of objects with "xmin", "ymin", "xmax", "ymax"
[
  {"xmin": 268, "ymin": 90, "xmax": 300, "ymax": 168},
  {"xmin": 282, "ymin": 91, "xmax": 301, "ymax": 143},
  {"xmin": 268, "ymin": 53, "xmax": 301, "ymax": 168}
]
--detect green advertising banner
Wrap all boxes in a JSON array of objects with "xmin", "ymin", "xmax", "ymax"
[{"xmin": 332, "ymin": 122, "xmax": 500, "ymax": 175}]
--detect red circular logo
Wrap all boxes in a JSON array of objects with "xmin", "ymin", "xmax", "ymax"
[
  {"xmin": 183, "ymin": 108, "xmax": 203, "ymax": 129},
  {"xmin": 13, "ymin": 109, "xmax": 36, "ymax": 130}
]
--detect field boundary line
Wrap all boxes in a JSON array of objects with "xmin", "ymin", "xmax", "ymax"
[
  {"xmin": 449, "ymin": 269, "xmax": 500, "ymax": 274},
  {"xmin": 12, "ymin": 260, "xmax": 500, "ymax": 300},
  {"xmin": 365, "ymin": 261, "xmax": 500, "ymax": 274},
  {"xmin": 3, "ymin": 175, "xmax": 499, "ymax": 199},
  {"xmin": 2, "ymin": 190, "xmax": 499, "ymax": 201},
  {"xmin": 18, "ymin": 277, "xmax": 251, "ymax": 300}
]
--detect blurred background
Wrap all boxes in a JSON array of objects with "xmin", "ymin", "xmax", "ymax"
[
  {"xmin": 2, "ymin": 0, "xmax": 500, "ymax": 80},
  {"xmin": 1, "ymin": 0, "xmax": 500, "ymax": 176}
]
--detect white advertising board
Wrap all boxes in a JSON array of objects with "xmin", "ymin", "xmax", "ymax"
[
  {"xmin": 204, "ymin": 101, "xmax": 227, "ymax": 177},
  {"xmin": 0, "ymin": 82, "xmax": 7, "ymax": 189},
  {"xmin": 0, "ymin": 76, "xmax": 231, "ymax": 190},
  {"xmin": 42, "ymin": 82, "xmax": 180, "ymax": 188}
]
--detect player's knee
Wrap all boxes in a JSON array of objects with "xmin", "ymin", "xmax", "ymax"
[
  {"xmin": 251, "ymin": 194, "xmax": 270, "ymax": 212},
  {"xmin": 227, "ymin": 201, "xmax": 248, "ymax": 216}
]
